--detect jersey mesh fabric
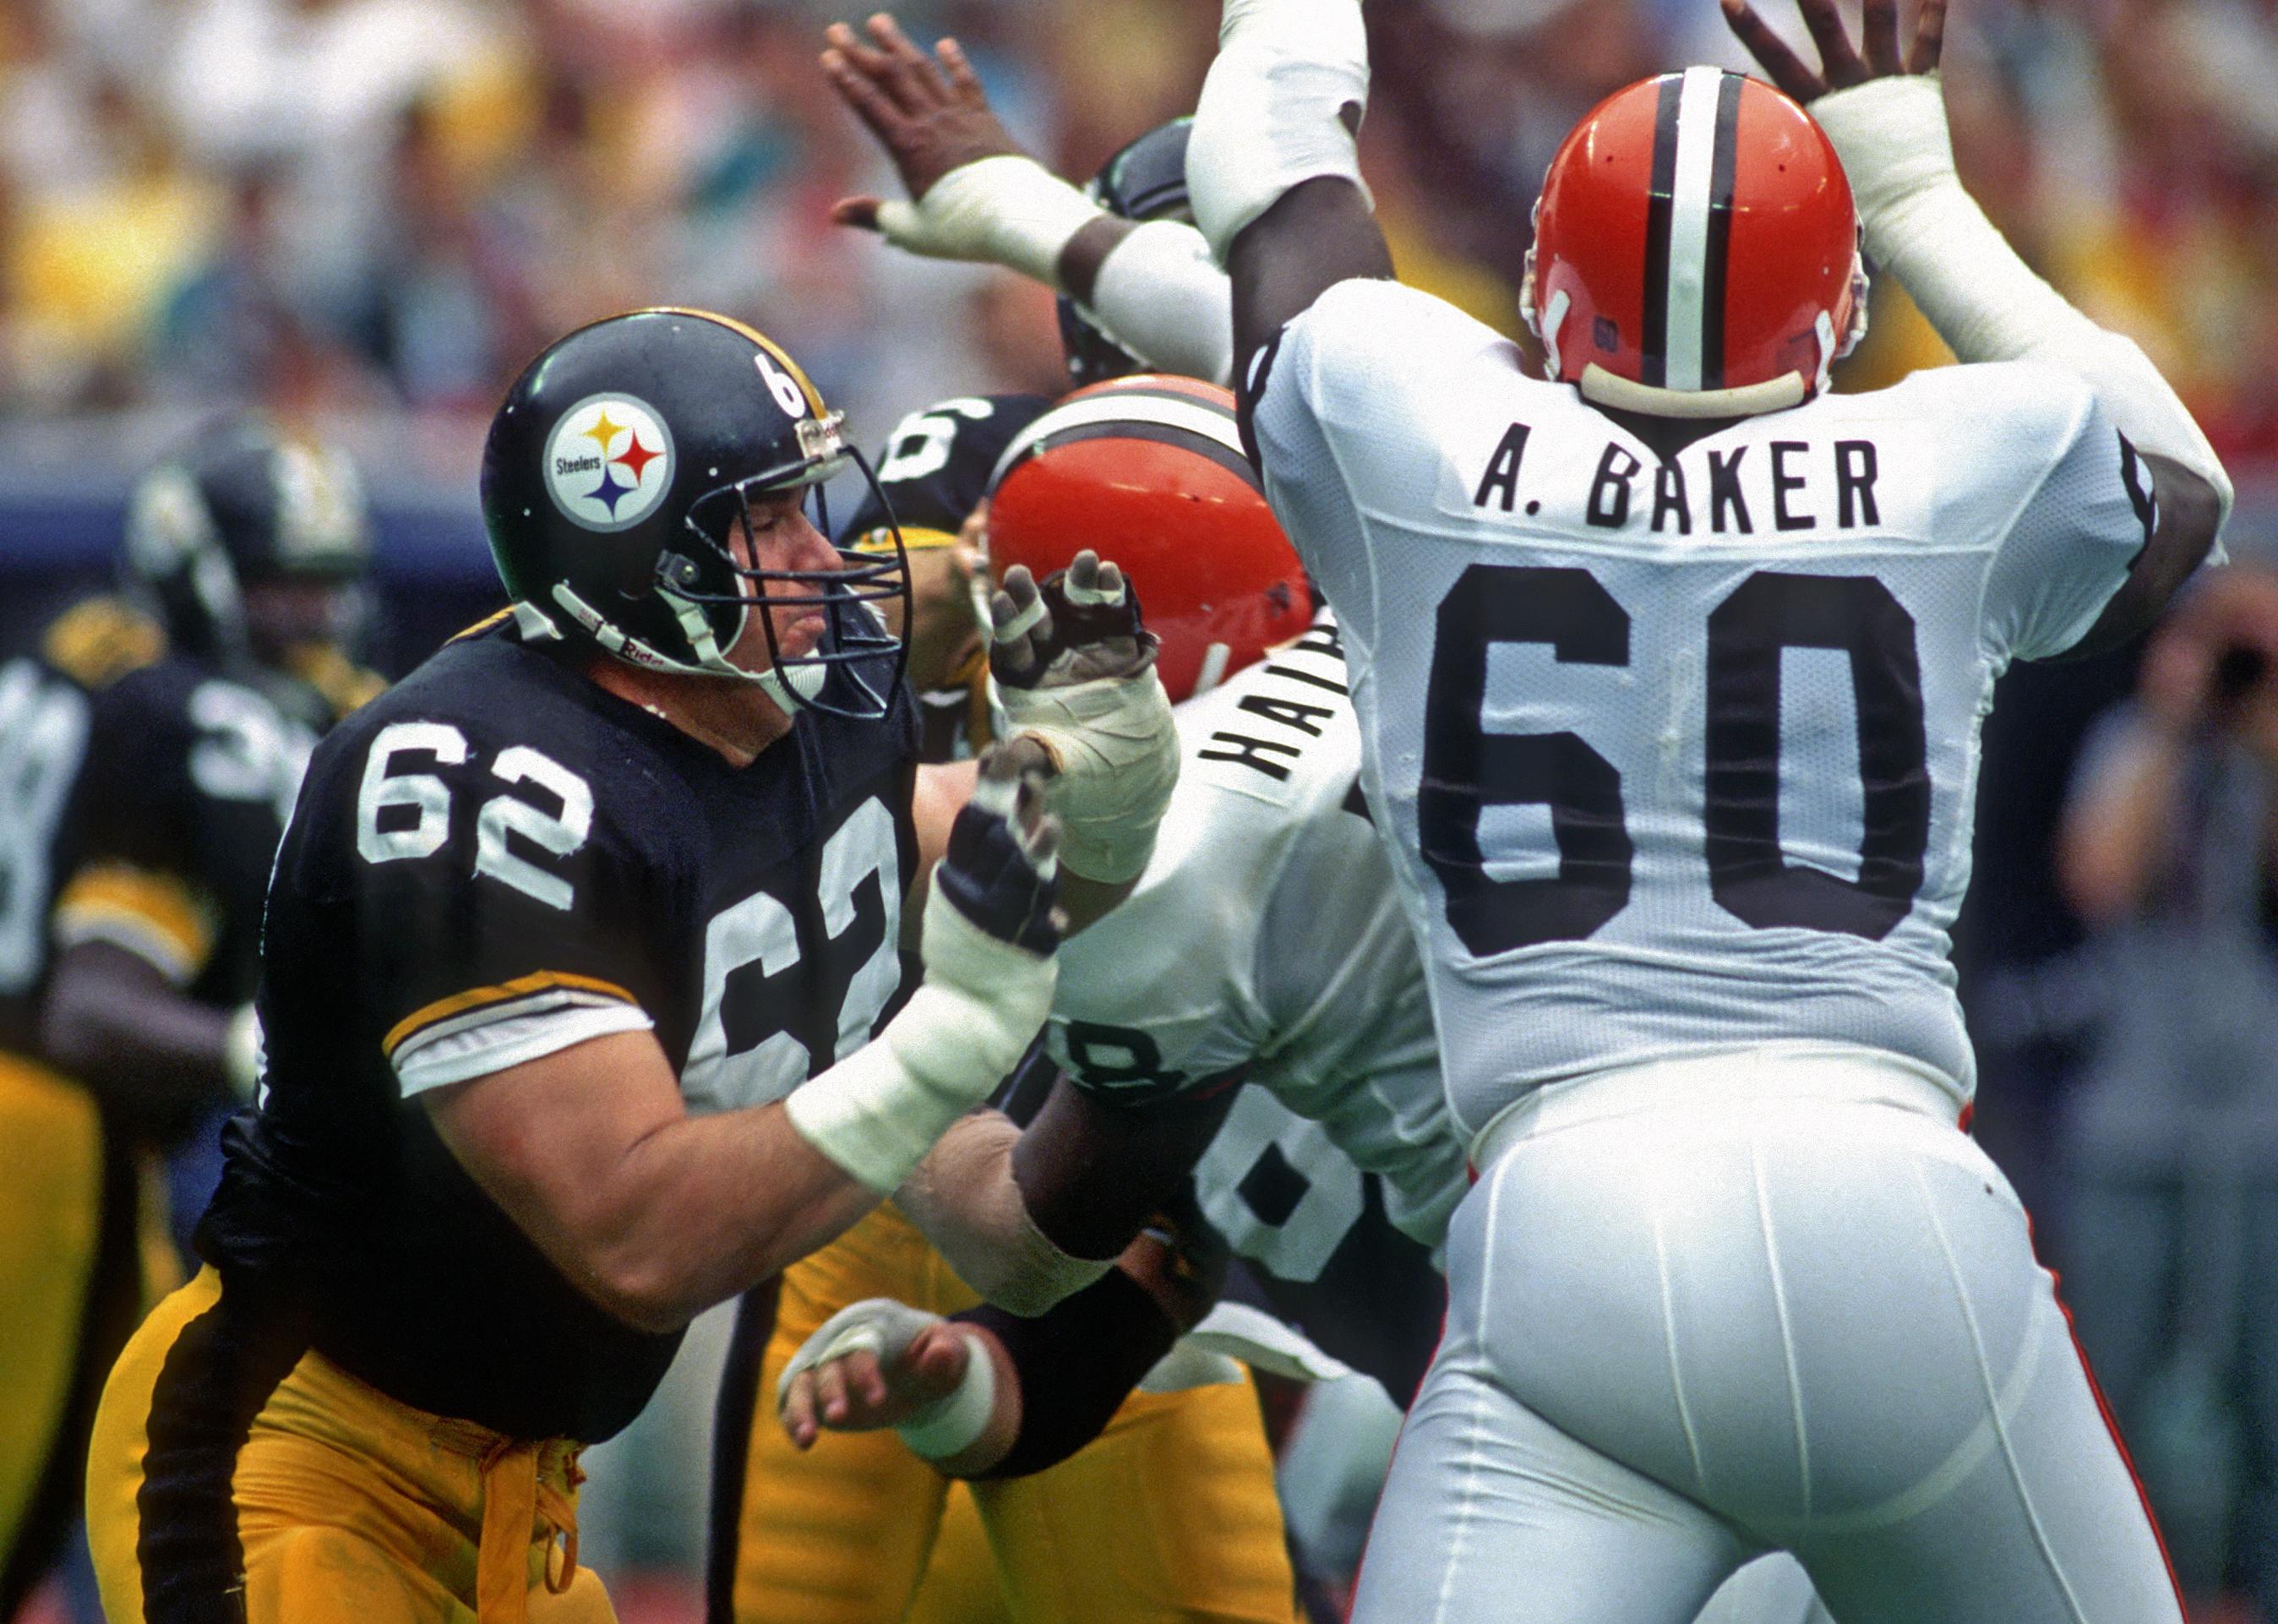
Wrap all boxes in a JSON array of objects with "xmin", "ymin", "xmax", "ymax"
[{"xmin": 1252, "ymin": 279, "xmax": 2151, "ymax": 1140}]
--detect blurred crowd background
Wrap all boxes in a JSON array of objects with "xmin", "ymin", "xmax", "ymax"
[{"xmin": 5, "ymin": 0, "xmax": 2277, "ymax": 1621}]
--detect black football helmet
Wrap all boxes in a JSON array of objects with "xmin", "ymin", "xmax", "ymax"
[
  {"xmin": 480, "ymin": 308, "xmax": 908, "ymax": 721},
  {"xmin": 1057, "ymin": 118, "xmax": 1194, "ymax": 389},
  {"xmin": 123, "ymin": 415, "xmax": 373, "ymax": 669}
]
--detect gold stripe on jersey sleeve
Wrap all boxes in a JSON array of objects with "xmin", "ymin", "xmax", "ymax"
[
  {"xmin": 849, "ymin": 524, "xmax": 957, "ymax": 556},
  {"xmin": 447, "ymin": 608, "xmax": 515, "ymax": 645},
  {"xmin": 643, "ymin": 307, "xmax": 829, "ymax": 419},
  {"xmin": 42, "ymin": 598, "xmax": 167, "ymax": 689},
  {"xmin": 52, "ymin": 865, "xmax": 218, "ymax": 984},
  {"xmin": 381, "ymin": 972, "xmax": 641, "ymax": 1060}
]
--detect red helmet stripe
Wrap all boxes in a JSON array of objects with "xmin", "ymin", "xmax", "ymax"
[{"xmin": 1700, "ymin": 72, "xmax": 1746, "ymax": 389}]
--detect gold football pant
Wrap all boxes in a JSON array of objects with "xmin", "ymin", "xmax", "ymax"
[
  {"xmin": 0, "ymin": 1049, "xmax": 172, "ymax": 1615},
  {"xmin": 88, "ymin": 1267, "xmax": 613, "ymax": 1624},
  {"xmin": 723, "ymin": 1202, "xmax": 1298, "ymax": 1624}
]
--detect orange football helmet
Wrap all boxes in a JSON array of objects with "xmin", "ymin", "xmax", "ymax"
[
  {"xmin": 984, "ymin": 375, "xmax": 1311, "ymax": 703},
  {"xmin": 1523, "ymin": 68, "xmax": 1869, "ymax": 419}
]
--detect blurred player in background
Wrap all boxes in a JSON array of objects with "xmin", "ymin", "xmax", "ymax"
[
  {"xmin": 0, "ymin": 417, "xmax": 374, "ymax": 1621},
  {"xmin": 1171, "ymin": 0, "xmax": 2229, "ymax": 1615},
  {"xmin": 79, "ymin": 308, "xmax": 1180, "ymax": 1624}
]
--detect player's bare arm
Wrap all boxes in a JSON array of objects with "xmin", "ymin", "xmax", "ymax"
[
  {"xmin": 894, "ymin": 1068, "xmax": 1236, "ymax": 1312},
  {"xmin": 1188, "ymin": 0, "xmax": 1395, "ymax": 385},
  {"xmin": 428, "ymin": 745, "xmax": 1060, "ymax": 1333},
  {"xmin": 775, "ymin": 1220, "xmax": 1219, "ymax": 1473},
  {"xmin": 39, "ymin": 941, "xmax": 242, "ymax": 1141},
  {"xmin": 820, "ymin": 14, "xmax": 1123, "ymax": 296},
  {"xmin": 1724, "ymin": 0, "xmax": 2227, "ymax": 654},
  {"xmin": 425, "ymin": 1030, "xmax": 873, "ymax": 1332},
  {"xmin": 820, "ymin": 14, "xmax": 1237, "ymax": 383}
]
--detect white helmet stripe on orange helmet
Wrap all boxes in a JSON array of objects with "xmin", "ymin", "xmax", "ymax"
[
  {"xmin": 1645, "ymin": 68, "xmax": 1747, "ymax": 393},
  {"xmin": 989, "ymin": 389, "xmax": 1253, "ymax": 491}
]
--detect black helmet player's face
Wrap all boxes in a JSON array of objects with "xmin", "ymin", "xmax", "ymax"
[
  {"xmin": 662, "ymin": 422, "xmax": 912, "ymax": 722},
  {"xmin": 238, "ymin": 574, "xmax": 363, "ymax": 671}
]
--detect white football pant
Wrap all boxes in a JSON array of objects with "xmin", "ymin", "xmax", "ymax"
[{"xmin": 1350, "ymin": 1050, "xmax": 2183, "ymax": 1624}]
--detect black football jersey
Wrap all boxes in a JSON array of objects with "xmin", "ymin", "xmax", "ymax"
[
  {"xmin": 839, "ymin": 393, "xmax": 1054, "ymax": 552},
  {"xmin": 0, "ymin": 598, "xmax": 307, "ymax": 1056},
  {"xmin": 197, "ymin": 618, "xmax": 919, "ymax": 1442}
]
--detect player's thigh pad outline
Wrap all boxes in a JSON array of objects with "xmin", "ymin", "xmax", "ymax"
[
  {"xmin": 88, "ymin": 1267, "xmax": 613, "ymax": 1624},
  {"xmin": 1382, "ymin": 1055, "xmax": 2185, "ymax": 1624}
]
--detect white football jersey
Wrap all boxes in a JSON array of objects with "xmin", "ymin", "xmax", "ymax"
[
  {"xmin": 1250, "ymin": 279, "xmax": 2157, "ymax": 1140},
  {"xmin": 1044, "ymin": 608, "xmax": 1464, "ymax": 1271}
]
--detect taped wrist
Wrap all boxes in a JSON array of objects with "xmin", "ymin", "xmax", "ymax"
[
  {"xmin": 1815, "ymin": 76, "xmax": 2232, "ymax": 522},
  {"xmin": 995, "ymin": 670, "xmax": 1180, "ymax": 885},
  {"xmin": 1189, "ymin": 0, "xmax": 1372, "ymax": 265},
  {"xmin": 895, "ymin": 1327, "xmax": 1000, "ymax": 1460},
  {"xmin": 1083, "ymin": 221, "xmax": 1238, "ymax": 386},
  {"xmin": 956, "ymin": 1267, "xmax": 1181, "ymax": 1479},
  {"xmin": 874, "ymin": 155, "xmax": 1105, "ymax": 288},
  {"xmin": 785, "ymin": 889, "xmax": 1055, "ymax": 1195}
]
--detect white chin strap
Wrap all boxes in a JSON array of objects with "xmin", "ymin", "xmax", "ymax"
[{"xmin": 549, "ymin": 583, "xmax": 826, "ymax": 715}]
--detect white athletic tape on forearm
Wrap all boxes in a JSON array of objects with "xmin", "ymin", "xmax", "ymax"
[
  {"xmin": 775, "ymin": 1297, "xmax": 929, "ymax": 1407},
  {"xmin": 994, "ymin": 668, "xmax": 1180, "ymax": 885},
  {"xmin": 1084, "ymin": 221, "xmax": 1238, "ymax": 386},
  {"xmin": 1814, "ymin": 76, "xmax": 2232, "ymax": 526},
  {"xmin": 898, "ymin": 1116, "xmax": 1117, "ymax": 1317},
  {"xmin": 874, "ymin": 155, "xmax": 1105, "ymax": 289},
  {"xmin": 1189, "ymin": 0, "xmax": 1373, "ymax": 266},
  {"xmin": 786, "ymin": 886, "xmax": 1055, "ymax": 1195}
]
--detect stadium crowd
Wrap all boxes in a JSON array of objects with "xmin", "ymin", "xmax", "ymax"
[
  {"xmin": 5, "ymin": 0, "xmax": 2278, "ymax": 460},
  {"xmin": 4, "ymin": 2, "xmax": 2278, "ymax": 1622}
]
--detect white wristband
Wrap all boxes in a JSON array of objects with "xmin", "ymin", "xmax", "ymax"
[
  {"xmin": 225, "ymin": 1003, "xmax": 263, "ymax": 1103},
  {"xmin": 1083, "ymin": 221, "xmax": 1238, "ymax": 386},
  {"xmin": 895, "ymin": 1327, "xmax": 999, "ymax": 1461},
  {"xmin": 1815, "ymin": 76, "xmax": 2232, "ymax": 528},
  {"xmin": 873, "ymin": 155, "xmax": 1105, "ymax": 289},
  {"xmin": 785, "ymin": 887, "xmax": 1055, "ymax": 1195},
  {"xmin": 1189, "ymin": 0, "xmax": 1373, "ymax": 265}
]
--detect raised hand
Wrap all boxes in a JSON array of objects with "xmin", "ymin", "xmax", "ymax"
[
  {"xmin": 988, "ymin": 551, "xmax": 1154, "ymax": 692},
  {"xmin": 820, "ymin": 13, "xmax": 1025, "ymax": 230},
  {"xmin": 932, "ymin": 744, "xmax": 1063, "ymax": 954},
  {"xmin": 1721, "ymin": 0, "xmax": 1947, "ymax": 103},
  {"xmin": 776, "ymin": 1297, "xmax": 978, "ymax": 1449}
]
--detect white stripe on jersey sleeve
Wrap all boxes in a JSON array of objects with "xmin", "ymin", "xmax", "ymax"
[{"xmin": 394, "ymin": 997, "xmax": 655, "ymax": 1096}]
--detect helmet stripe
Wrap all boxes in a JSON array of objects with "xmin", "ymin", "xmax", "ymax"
[
  {"xmin": 1663, "ymin": 66, "xmax": 1731, "ymax": 392},
  {"xmin": 989, "ymin": 390, "xmax": 1251, "ymax": 492},
  {"xmin": 1700, "ymin": 71, "xmax": 1746, "ymax": 390},
  {"xmin": 1639, "ymin": 74, "xmax": 1683, "ymax": 389},
  {"xmin": 643, "ymin": 306, "xmax": 828, "ymax": 418}
]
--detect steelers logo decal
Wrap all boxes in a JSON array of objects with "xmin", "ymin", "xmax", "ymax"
[{"xmin": 544, "ymin": 394, "xmax": 675, "ymax": 532}]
